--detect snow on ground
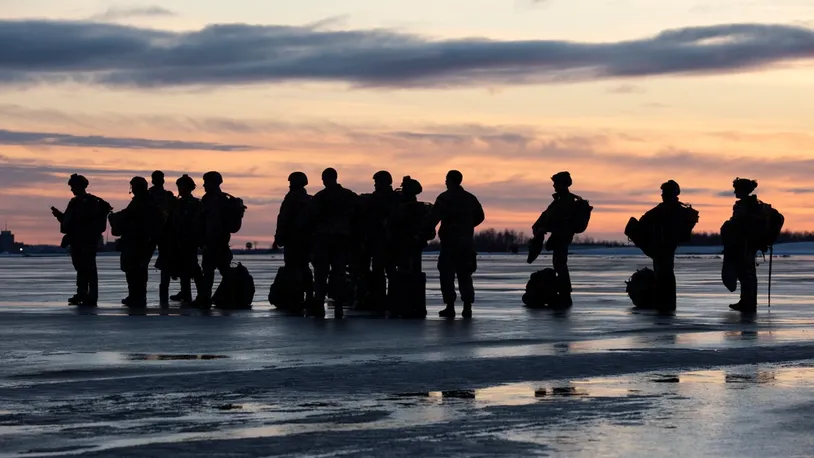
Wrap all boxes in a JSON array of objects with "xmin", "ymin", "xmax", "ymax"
[{"xmin": 0, "ymin": 254, "xmax": 813, "ymax": 457}]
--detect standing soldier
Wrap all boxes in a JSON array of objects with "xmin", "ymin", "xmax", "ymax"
[
  {"xmin": 193, "ymin": 171, "xmax": 235, "ymax": 309},
  {"xmin": 272, "ymin": 172, "xmax": 314, "ymax": 311},
  {"xmin": 636, "ymin": 180, "xmax": 698, "ymax": 311},
  {"xmin": 722, "ymin": 178, "xmax": 784, "ymax": 313},
  {"xmin": 310, "ymin": 168, "xmax": 359, "ymax": 319},
  {"xmin": 358, "ymin": 171, "xmax": 400, "ymax": 312},
  {"xmin": 51, "ymin": 174, "xmax": 111, "ymax": 306},
  {"xmin": 168, "ymin": 174, "xmax": 203, "ymax": 304},
  {"xmin": 109, "ymin": 177, "xmax": 161, "ymax": 308},
  {"xmin": 532, "ymin": 172, "xmax": 591, "ymax": 307},
  {"xmin": 429, "ymin": 170, "xmax": 485, "ymax": 319},
  {"xmin": 148, "ymin": 170, "xmax": 176, "ymax": 306}
]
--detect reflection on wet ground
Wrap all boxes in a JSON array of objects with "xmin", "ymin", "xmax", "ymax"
[{"xmin": 125, "ymin": 354, "xmax": 228, "ymax": 361}]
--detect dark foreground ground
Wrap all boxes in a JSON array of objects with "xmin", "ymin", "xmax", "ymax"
[{"xmin": 1, "ymin": 254, "xmax": 813, "ymax": 457}]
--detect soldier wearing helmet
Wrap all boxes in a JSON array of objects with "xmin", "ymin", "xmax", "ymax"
[
  {"xmin": 636, "ymin": 180, "xmax": 699, "ymax": 312},
  {"xmin": 723, "ymin": 178, "xmax": 766, "ymax": 313},
  {"xmin": 309, "ymin": 167, "xmax": 360, "ymax": 319},
  {"xmin": 271, "ymin": 171, "xmax": 314, "ymax": 312},
  {"xmin": 356, "ymin": 170, "xmax": 401, "ymax": 313},
  {"xmin": 148, "ymin": 171, "xmax": 177, "ymax": 306},
  {"xmin": 108, "ymin": 176, "xmax": 162, "ymax": 308},
  {"xmin": 428, "ymin": 170, "xmax": 485, "ymax": 318},
  {"xmin": 531, "ymin": 171, "xmax": 583, "ymax": 307},
  {"xmin": 51, "ymin": 174, "xmax": 112, "ymax": 306},
  {"xmin": 193, "ymin": 171, "xmax": 234, "ymax": 308},
  {"xmin": 166, "ymin": 174, "xmax": 203, "ymax": 304}
]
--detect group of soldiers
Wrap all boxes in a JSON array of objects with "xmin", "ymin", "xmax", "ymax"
[
  {"xmin": 52, "ymin": 171, "xmax": 239, "ymax": 308},
  {"xmin": 52, "ymin": 167, "xmax": 780, "ymax": 316}
]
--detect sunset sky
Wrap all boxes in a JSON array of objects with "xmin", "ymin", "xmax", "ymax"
[{"xmin": 1, "ymin": 0, "xmax": 814, "ymax": 246}]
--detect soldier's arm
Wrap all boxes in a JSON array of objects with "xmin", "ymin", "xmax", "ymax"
[
  {"xmin": 472, "ymin": 195, "xmax": 485, "ymax": 228},
  {"xmin": 274, "ymin": 196, "xmax": 291, "ymax": 243},
  {"xmin": 428, "ymin": 195, "xmax": 444, "ymax": 230}
]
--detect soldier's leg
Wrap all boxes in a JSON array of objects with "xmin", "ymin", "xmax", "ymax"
[
  {"xmin": 370, "ymin": 248, "xmax": 388, "ymax": 310},
  {"xmin": 330, "ymin": 240, "xmax": 350, "ymax": 318},
  {"xmin": 456, "ymin": 246, "xmax": 476, "ymax": 318},
  {"xmin": 159, "ymin": 269, "xmax": 171, "ymax": 305},
  {"xmin": 739, "ymin": 254, "xmax": 758, "ymax": 311},
  {"xmin": 438, "ymin": 244, "xmax": 457, "ymax": 317},
  {"xmin": 653, "ymin": 254, "xmax": 676, "ymax": 311},
  {"xmin": 198, "ymin": 247, "xmax": 217, "ymax": 306},
  {"xmin": 83, "ymin": 245, "xmax": 99, "ymax": 304},
  {"xmin": 551, "ymin": 235, "xmax": 574, "ymax": 306},
  {"xmin": 311, "ymin": 241, "xmax": 330, "ymax": 316},
  {"xmin": 69, "ymin": 247, "xmax": 86, "ymax": 302}
]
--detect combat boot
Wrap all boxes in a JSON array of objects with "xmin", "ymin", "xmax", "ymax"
[
  {"xmin": 439, "ymin": 303, "xmax": 456, "ymax": 318},
  {"xmin": 461, "ymin": 303, "xmax": 473, "ymax": 319},
  {"xmin": 68, "ymin": 295, "xmax": 83, "ymax": 306}
]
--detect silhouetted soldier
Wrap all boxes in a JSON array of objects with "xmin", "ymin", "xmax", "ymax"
[
  {"xmin": 358, "ymin": 171, "xmax": 400, "ymax": 311},
  {"xmin": 310, "ymin": 168, "xmax": 359, "ymax": 319},
  {"xmin": 429, "ymin": 170, "xmax": 485, "ymax": 318},
  {"xmin": 637, "ymin": 180, "xmax": 698, "ymax": 311},
  {"xmin": 194, "ymin": 171, "xmax": 234, "ymax": 308},
  {"xmin": 389, "ymin": 176, "xmax": 433, "ymax": 273},
  {"xmin": 169, "ymin": 174, "xmax": 203, "ymax": 304},
  {"xmin": 532, "ymin": 172, "xmax": 581, "ymax": 307},
  {"xmin": 273, "ymin": 172, "xmax": 314, "ymax": 310},
  {"xmin": 51, "ymin": 174, "xmax": 111, "ymax": 306},
  {"xmin": 149, "ymin": 170, "xmax": 176, "ymax": 306},
  {"xmin": 721, "ymin": 178, "xmax": 784, "ymax": 313},
  {"xmin": 109, "ymin": 177, "xmax": 161, "ymax": 308}
]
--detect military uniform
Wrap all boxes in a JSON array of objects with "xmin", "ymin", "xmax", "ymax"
[
  {"xmin": 430, "ymin": 186, "xmax": 485, "ymax": 310},
  {"xmin": 389, "ymin": 196, "xmax": 433, "ymax": 273},
  {"xmin": 310, "ymin": 183, "xmax": 359, "ymax": 316},
  {"xmin": 56, "ymin": 193, "xmax": 110, "ymax": 305},
  {"xmin": 111, "ymin": 192, "xmax": 161, "ymax": 308},
  {"xmin": 275, "ymin": 187, "xmax": 314, "ymax": 306},
  {"xmin": 198, "ymin": 191, "xmax": 234, "ymax": 306},
  {"xmin": 149, "ymin": 185, "xmax": 176, "ymax": 304},
  {"xmin": 726, "ymin": 195, "xmax": 762, "ymax": 311},
  {"xmin": 358, "ymin": 188, "xmax": 401, "ymax": 311},
  {"xmin": 534, "ymin": 191, "xmax": 580, "ymax": 303},
  {"xmin": 170, "ymin": 194, "xmax": 203, "ymax": 302},
  {"xmin": 638, "ymin": 200, "xmax": 686, "ymax": 311}
]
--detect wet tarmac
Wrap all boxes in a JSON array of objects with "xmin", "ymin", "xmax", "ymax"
[{"xmin": 1, "ymin": 254, "xmax": 813, "ymax": 456}]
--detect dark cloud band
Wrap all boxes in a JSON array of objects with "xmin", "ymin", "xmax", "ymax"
[
  {"xmin": 0, "ymin": 20, "xmax": 812, "ymax": 88},
  {"xmin": 0, "ymin": 129, "xmax": 253, "ymax": 151}
]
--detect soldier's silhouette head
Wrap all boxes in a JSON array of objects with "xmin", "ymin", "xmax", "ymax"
[
  {"xmin": 401, "ymin": 176, "xmax": 423, "ymax": 197},
  {"xmin": 288, "ymin": 171, "xmax": 308, "ymax": 189},
  {"xmin": 445, "ymin": 170, "xmax": 463, "ymax": 189},
  {"xmin": 373, "ymin": 170, "xmax": 393, "ymax": 191},
  {"xmin": 551, "ymin": 171, "xmax": 572, "ymax": 193},
  {"xmin": 733, "ymin": 178, "xmax": 758, "ymax": 199},
  {"xmin": 661, "ymin": 180, "xmax": 680, "ymax": 202},
  {"xmin": 151, "ymin": 170, "xmax": 165, "ymax": 187},
  {"xmin": 322, "ymin": 168, "xmax": 338, "ymax": 187},
  {"xmin": 176, "ymin": 174, "xmax": 196, "ymax": 197},
  {"xmin": 203, "ymin": 171, "xmax": 223, "ymax": 194},
  {"xmin": 130, "ymin": 177, "xmax": 149, "ymax": 197},
  {"xmin": 68, "ymin": 174, "xmax": 89, "ymax": 196}
]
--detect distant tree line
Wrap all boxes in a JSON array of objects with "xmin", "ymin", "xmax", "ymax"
[{"xmin": 423, "ymin": 230, "xmax": 814, "ymax": 252}]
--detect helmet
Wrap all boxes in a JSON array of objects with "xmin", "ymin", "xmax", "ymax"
[
  {"xmin": 373, "ymin": 170, "xmax": 393, "ymax": 186},
  {"xmin": 130, "ymin": 176, "xmax": 149, "ymax": 193},
  {"xmin": 733, "ymin": 177, "xmax": 758, "ymax": 194},
  {"xmin": 551, "ymin": 171, "xmax": 572, "ymax": 187},
  {"xmin": 660, "ymin": 180, "xmax": 681, "ymax": 197},
  {"xmin": 175, "ymin": 174, "xmax": 196, "ymax": 190},
  {"xmin": 288, "ymin": 171, "xmax": 308, "ymax": 187},
  {"xmin": 401, "ymin": 176, "xmax": 423, "ymax": 195},
  {"xmin": 68, "ymin": 173, "xmax": 89, "ymax": 189},
  {"xmin": 203, "ymin": 171, "xmax": 223, "ymax": 185},
  {"xmin": 151, "ymin": 170, "xmax": 165, "ymax": 183}
]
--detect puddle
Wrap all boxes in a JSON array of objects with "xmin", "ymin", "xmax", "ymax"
[{"xmin": 125, "ymin": 354, "xmax": 229, "ymax": 361}]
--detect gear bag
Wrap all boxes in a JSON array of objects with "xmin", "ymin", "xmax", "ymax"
[
  {"xmin": 522, "ymin": 268, "xmax": 559, "ymax": 308},
  {"xmin": 571, "ymin": 196, "xmax": 593, "ymax": 234},
  {"xmin": 213, "ymin": 262, "xmax": 255, "ymax": 309},
  {"xmin": 388, "ymin": 271, "xmax": 427, "ymax": 318},
  {"xmin": 626, "ymin": 267, "xmax": 658, "ymax": 308},
  {"xmin": 268, "ymin": 266, "xmax": 310, "ymax": 311},
  {"xmin": 223, "ymin": 194, "xmax": 247, "ymax": 234}
]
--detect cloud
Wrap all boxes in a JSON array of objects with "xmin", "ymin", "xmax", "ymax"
[
  {"xmin": 90, "ymin": 5, "xmax": 176, "ymax": 21},
  {"xmin": 607, "ymin": 84, "xmax": 646, "ymax": 94},
  {"xmin": 0, "ymin": 129, "xmax": 255, "ymax": 151},
  {"xmin": 0, "ymin": 20, "xmax": 813, "ymax": 89}
]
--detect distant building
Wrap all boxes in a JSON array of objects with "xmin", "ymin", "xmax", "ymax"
[{"xmin": 0, "ymin": 229, "xmax": 14, "ymax": 253}]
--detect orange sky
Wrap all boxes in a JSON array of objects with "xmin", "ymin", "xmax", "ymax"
[{"xmin": 1, "ymin": 1, "xmax": 814, "ymax": 246}]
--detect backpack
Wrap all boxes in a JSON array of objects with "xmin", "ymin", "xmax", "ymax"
[
  {"xmin": 86, "ymin": 194, "xmax": 113, "ymax": 235},
  {"xmin": 677, "ymin": 204, "xmax": 699, "ymax": 243},
  {"xmin": 223, "ymin": 194, "xmax": 246, "ymax": 234},
  {"xmin": 522, "ymin": 268, "xmax": 559, "ymax": 308},
  {"xmin": 752, "ymin": 202, "xmax": 784, "ymax": 252},
  {"xmin": 625, "ymin": 268, "xmax": 658, "ymax": 309},
  {"xmin": 268, "ymin": 266, "xmax": 310, "ymax": 312},
  {"xmin": 571, "ymin": 196, "xmax": 593, "ymax": 234},
  {"xmin": 213, "ymin": 263, "xmax": 255, "ymax": 310}
]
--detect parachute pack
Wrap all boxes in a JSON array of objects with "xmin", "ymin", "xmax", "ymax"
[
  {"xmin": 677, "ymin": 204, "xmax": 700, "ymax": 243},
  {"xmin": 213, "ymin": 263, "xmax": 255, "ymax": 310},
  {"xmin": 268, "ymin": 266, "xmax": 310, "ymax": 313},
  {"xmin": 752, "ymin": 201, "xmax": 785, "ymax": 252},
  {"xmin": 522, "ymin": 268, "xmax": 560, "ymax": 308},
  {"xmin": 625, "ymin": 268, "xmax": 658, "ymax": 309},
  {"xmin": 571, "ymin": 196, "xmax": 593, "ymax": 234},
  {"xmin": 87, "ymin": 194, "xmax": 113, "ymax": 235},
  {"xmin": 223, "ymin": 194, "xmax": 247, "ymax": 234}
]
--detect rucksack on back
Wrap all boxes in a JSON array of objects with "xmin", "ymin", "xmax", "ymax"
[
  {"xmin": 224, "ymin": 194, "xmax": 246, "ymax": 234},
  {"xmin": 571, "ymin": 196, "xmax": 593, "ymax": 234},
  {"xmin": 677, "ymin": 204, "xmax": 699, "ymax": 243},
  {"xmin": 753, "ymin": 202, "xmax": 784, "ymax": 252}
]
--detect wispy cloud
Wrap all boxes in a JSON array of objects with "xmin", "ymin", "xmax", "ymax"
[
  {"xmin": 0, "ymin": 20, "xmax": 813, "ymax": 89},
  {"xmin": 90, "ymin": 5, "xmax": 176, "ymax": 21},
  {"xmin": 0, "ymin": 129, "xmax": 255, "ymax": 151},
  {"xmin": 607, "ymin": 84, "xmax": 646, "ymax": 94}
]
